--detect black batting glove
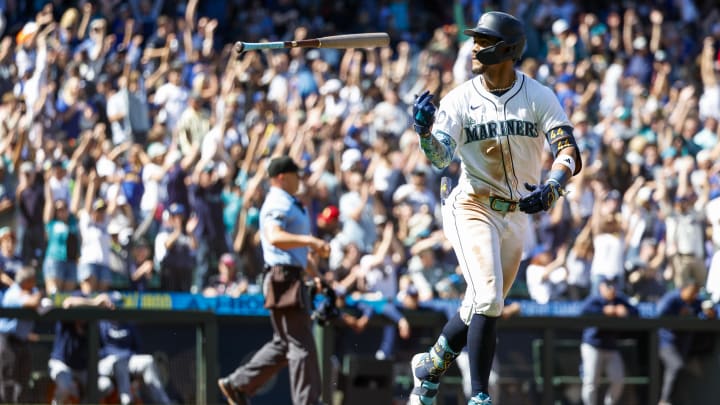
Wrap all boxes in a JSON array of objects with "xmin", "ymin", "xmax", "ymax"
[
  {"xmin": 518, "ymin": 181, "xmax": 563, "ymax": 214},
  {"xmin": 413, "ymin": 90, "xmax": 436, "ymax": 135}
]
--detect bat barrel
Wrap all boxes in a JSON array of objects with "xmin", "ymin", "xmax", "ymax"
[
  {"xmin": 234, "ymin": 33, "xmax": 389, "ymax": 53},
  {"xmin": 318, "ymin": 33, "xmax": 389, "ymax": 49}
]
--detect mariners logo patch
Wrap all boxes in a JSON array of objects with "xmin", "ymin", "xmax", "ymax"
[{"xmin": 436, "ymin": 110, "xmax": 447, "ymax": 125}]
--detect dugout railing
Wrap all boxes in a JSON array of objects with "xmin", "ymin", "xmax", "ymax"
[
  {"xmin": 1, "ymin": 307, "xmax": 719, "ymax": 404},
  {"xmin": 317, "ymin": 311, "xmax": 720, "ymax": 405},
  {"xmin": 0, "ymin": 307, "xmax": 220, "ymax": 405}
]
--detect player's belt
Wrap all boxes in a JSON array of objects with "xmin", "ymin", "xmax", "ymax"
[{"xmin": 488, "ymin": 196, "xmax": 518, "ymax": 213}]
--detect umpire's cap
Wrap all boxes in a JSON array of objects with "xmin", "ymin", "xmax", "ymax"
[
  {"xmin": 267, "ymin": 156, "xmax": 300, "ymax": 177},
  {"xmin": 464, "ymin": 11, "xmax": 526, "ymax": 65}
]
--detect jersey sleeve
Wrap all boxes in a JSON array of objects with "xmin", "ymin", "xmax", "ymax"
[
  {"xmin": 432, "ymin": 94, "xmax": 463, "ymax": 150},
  {"xmin": 533, "ymin": 84, "xmax": 572, "ymax": 134},
  {"xmin": 420, "ymin": 93, "xmax": 462, "ymax": 169},
  {"xmin": 532, "ymin": 83, "xmax": 582, "ymax": 172}
]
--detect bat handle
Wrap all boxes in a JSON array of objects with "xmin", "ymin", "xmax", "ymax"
[{"xmin": 234, "ymin": 41, "xmax": 287, "ymax": 53}]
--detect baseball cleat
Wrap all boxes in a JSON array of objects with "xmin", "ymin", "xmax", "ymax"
[
  {"xmin": 468, "ymin": 392, "xmax": 492, "ymax": 404},
  {"xmin": 409, "ymin": 353, "xmax": 440, "ymax": 405}
]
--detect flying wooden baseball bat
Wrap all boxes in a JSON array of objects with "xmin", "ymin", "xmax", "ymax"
[{"xmin": 234, "ymin": 32, "xmax": 390, "ymax": 53}]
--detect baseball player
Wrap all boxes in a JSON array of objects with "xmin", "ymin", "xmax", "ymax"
[{"xmin": 409, "ymin": 11, "xmax": 582, "ymax": 405}]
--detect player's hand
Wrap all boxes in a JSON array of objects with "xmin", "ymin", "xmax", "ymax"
[
  {"xmin": 518, "ymin": 181, "xmax": 563, "ymax": 214},
  {"xmin": 413, "ymin": 90, "xmax": 436, "ymax": 135}
]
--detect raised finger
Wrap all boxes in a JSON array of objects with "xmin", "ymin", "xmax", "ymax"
[{"xmin": 416, "ymin": 90, "xmax": 431, "ymax": 104}]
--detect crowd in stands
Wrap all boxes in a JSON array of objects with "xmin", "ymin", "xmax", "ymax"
[{"xmin": 0, "ymin": 0, "xmax": 718, "ymax": 402}]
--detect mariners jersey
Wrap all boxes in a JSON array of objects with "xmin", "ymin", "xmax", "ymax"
[{"xmin": 432, "ymin": 71, "xmax": 571, "ymax": 201}]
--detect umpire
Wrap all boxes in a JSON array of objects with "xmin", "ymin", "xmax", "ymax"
[{"xmin": 218, "ymin": 156, "xmax": 330, "ymax": 405}]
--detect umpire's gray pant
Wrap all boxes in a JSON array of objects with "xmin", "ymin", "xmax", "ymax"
[{"xmin": 227, "ymin": 307, "xmax": 321, "ymax": 405}]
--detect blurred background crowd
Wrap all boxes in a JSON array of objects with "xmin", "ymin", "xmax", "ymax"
[
  {"xmin": 0, "ymin": 0, "xmax": 717, "ymax": 366},
  {"xmin": 0, "ymin": 0, "xmax": 719, "ymax": 403}
]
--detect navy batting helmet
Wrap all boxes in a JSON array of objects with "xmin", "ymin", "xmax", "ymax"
[{"xmin": 464, "ymin": 11, "xmax": 526, "ymax": 65}]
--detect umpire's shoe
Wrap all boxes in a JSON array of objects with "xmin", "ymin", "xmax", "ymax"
[{"xmin": 218, "ymin": 377, "xmax": 250, "ymax": 405}]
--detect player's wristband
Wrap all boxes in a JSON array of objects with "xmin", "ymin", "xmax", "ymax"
[
  {"xmin": 553, "ymin": 154, "xmax": 576, "ymax": 175},
  {"xmin": 414, "ymin": 124, "xmax": 431, "ymax": 137},
  {"xmin": 546, "ymin": 169, "xmax": 569, "ymax": 195}
]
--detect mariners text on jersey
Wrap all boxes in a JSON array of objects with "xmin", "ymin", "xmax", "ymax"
[{"xmin": 464, "ymin": 119, "xmax": 539, "ymax": 144}]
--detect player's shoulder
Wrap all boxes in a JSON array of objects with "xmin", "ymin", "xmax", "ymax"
[{"xmin": 432, "ymin": 83, "xmax": 464, "ymax": 114}]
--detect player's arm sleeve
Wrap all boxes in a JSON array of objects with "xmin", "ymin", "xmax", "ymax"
[
  {"xmin": 534, "ymin": 85, "xmax": 582, "ymax": 175},
  {"xmin": 544, "ymin": 126, "xmax": 582, "ymax": 175},
  {"xmin": 419, "ymin": 132, "xmax": 457, "ymax": 169},
  {"xmin": 419, "ymin": 98, "xmax": 462, "ymax": 169}
]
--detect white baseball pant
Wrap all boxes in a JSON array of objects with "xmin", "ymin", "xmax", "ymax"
[{"xmin": 442, "ymin": 185, "xmax": 527, "ymax": 321}]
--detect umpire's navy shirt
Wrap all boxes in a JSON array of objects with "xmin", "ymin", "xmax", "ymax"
[
  {"xmin": 260, "ymin": 186, "xmax": 309, "ymax": 268},
  {"xmin": 580, "ymin": 293, "xmax": 638, "ymax": 349}
]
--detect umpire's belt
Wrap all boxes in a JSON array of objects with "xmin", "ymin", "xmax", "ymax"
[{"xmin": 488, "ymin": 196, "xmax": 518, "ymax": 213}]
